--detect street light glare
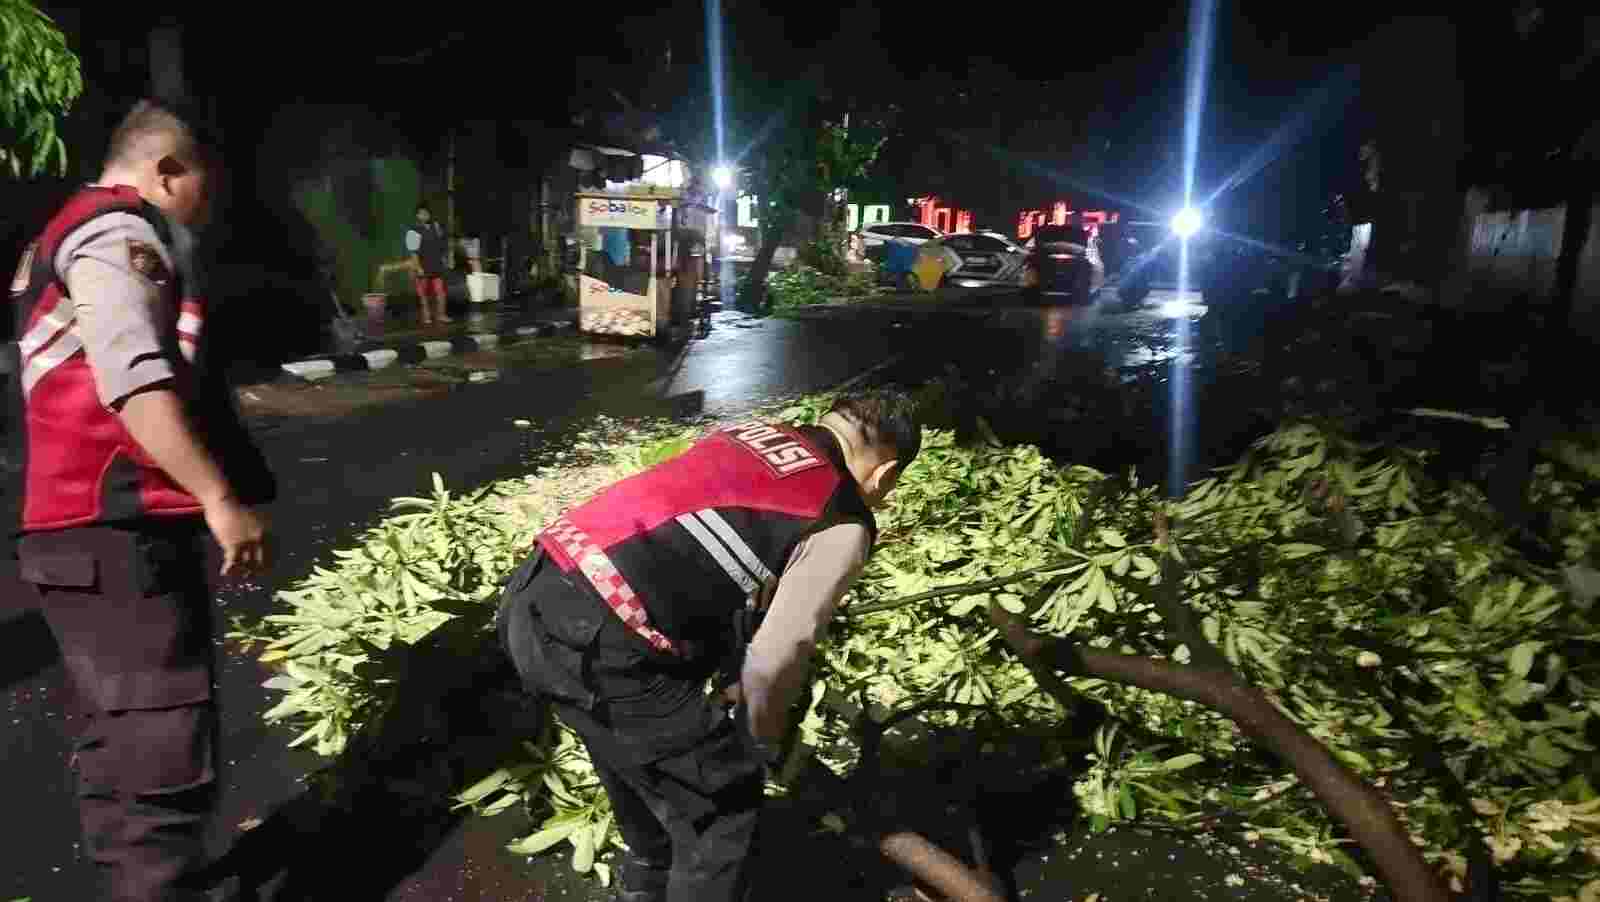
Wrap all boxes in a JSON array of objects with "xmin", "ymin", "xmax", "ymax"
[
  {"xmin": 712, "ymin": 165, "xmax": 734, "ymax": 190},
  {"xmin": 1171, "ymin": 206, "xmax": 1203, "ymax": 238}
]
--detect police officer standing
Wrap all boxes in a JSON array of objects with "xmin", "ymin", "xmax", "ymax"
[
  {"xmin": 498, "ymin": 389, "xmax": 922, "ymax": 902},
  {"xmin": 9, "ymin": 100, "xmax": 275, "ymax": 901}
]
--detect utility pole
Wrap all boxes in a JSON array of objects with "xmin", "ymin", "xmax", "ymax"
[{"xmin": 446, "ymin": 130, "xmax": 458, "ymax": 269}]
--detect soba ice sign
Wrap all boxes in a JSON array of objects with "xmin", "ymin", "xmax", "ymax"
[{"xmin": 579, "ymin": 197, "xmax": 659, "ymax": 229}]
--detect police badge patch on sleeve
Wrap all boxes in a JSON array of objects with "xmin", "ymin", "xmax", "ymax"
[
  {"xmin": 9, "ymin": 242, "xmax": 36, "ymax": 295},
  {"xmin": 127, "ymin": 240, "xmax": 171, "ymax": 285}
]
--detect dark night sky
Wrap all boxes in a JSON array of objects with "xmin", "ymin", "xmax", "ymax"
[
  {"xmin": 589, "ymin": 0, "xmax": 1400, "ymax": 239},
  {"xmin": 40, "ymin": 0, "xmax": 1428, "ymax": 243}
]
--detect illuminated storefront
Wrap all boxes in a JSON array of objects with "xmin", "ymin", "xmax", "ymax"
[
  {"xmin": 1016, "ymin": 204, "xmax": 1119, "ymax": 241},
  {"xmin": 910, "ymin": 196, "xmax": 974, "ymax": 234}
]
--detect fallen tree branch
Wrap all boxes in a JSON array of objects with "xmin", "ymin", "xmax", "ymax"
[
  {"xmin": 879, "ymin": 831, "xmax": 1005, "ymax": 902},
  {"xmin": 988, "ymin": 602, "xmax": 1452, "ymax": 902},
  {"xmin": 846, "ymin": 557, "xmax": 1087, "ymax": 617}
]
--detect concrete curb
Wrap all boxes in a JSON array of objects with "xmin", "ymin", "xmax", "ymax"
[{"xmin": 279, "ymin": 321, "xmax": 574, "ymax": 382}]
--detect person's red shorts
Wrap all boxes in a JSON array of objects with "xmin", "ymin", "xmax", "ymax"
[{"xmin": 413, "ymin": 275, "xmax": 446, "ymax": 299}]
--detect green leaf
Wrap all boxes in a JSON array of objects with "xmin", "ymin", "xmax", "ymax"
[
  {"xmin": 1129, "ymin": 554, "xmax": 1159, "ymax": 581},
  {"xmin": 1118, "ymin": 783, "xmax": 1137, "ymax": 819},
  {"xmin": 506, "ymin": 821, "xmax": 583, "ymax": 856},
  {"xmin": 1507, "ymin": 641, "xmax": 1542, "ymax": 680},
  {"xmin": 1451, "ymin": 683, "xmax": 1486, "ymax": 718},
  {"xmin": 572, "ymin": 823, "xmax": 597, "ymax": 873},
  {"xmin": 1278, "ymin": 543, "xmax": 1324, "ymax": 560},
  {"xmin": 1097, "ymin": 528, "xmax": 1127, "ymax": 548},
  {"xmin": 1526, "ymin": 735, "xmax": 1573, "ymax": 770},
  {"xmin": 949, "ymin": 595, "xmax": 987, "ymax": 617},
  {"xmin": 1159, "ymin": 753, "xmax": 1206, "ymax": 772},
  {"xmin": 480, "ymin": 793, "xmax": 522, "ymax": 817},
  {"xmin": 286, "ymin": 721, "xmax": 328, "ymax": 748},
  {"xmin": 455, "ymin": 768, "xmax": 514, "ymax": 805}
]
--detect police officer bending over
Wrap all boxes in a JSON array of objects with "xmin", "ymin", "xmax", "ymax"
[
  {"xmin": 9, "ymin": 100, "xmax": 274, "ymax": 901},
  {"xmin": 498, "ymin": 389, "xmax": 922, "ymax": 902}
]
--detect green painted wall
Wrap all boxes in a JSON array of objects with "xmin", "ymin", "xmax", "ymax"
[{"xmin": 292, "ymin": 157, "xmax": 423, "ymax": 309}]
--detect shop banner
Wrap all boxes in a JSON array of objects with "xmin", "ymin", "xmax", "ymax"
[
  {"xmin": 578, "ymin": 196, "xmax": 661, "ymax": 230},
  {"xmin": 578, "ymin": 274, "xmax": 656, "ymax": 337}
]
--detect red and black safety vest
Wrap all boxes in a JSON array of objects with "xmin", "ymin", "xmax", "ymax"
[
  {"xmin": 9, "ymin": 185, "xmax": 209, "ymax": 532},
  {"xmin": 538, "ymin": 421, "xmax": 877, "ymax": 655}
]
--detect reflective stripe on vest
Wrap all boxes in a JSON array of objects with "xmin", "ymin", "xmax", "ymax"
[{"xmin": 674, "ymin": 508, "xmax": 777, "ymax": 594}]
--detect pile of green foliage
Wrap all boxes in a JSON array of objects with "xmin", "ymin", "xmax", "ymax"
[
  {"xmin": 737, "ymin": 263, "xmax": 878, "ymax": 315},
  {"xmin": 232, "ymin": 395, "xmax": 1600, "ymax": 898}
]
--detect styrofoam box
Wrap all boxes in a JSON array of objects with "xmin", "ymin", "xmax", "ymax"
[{"xmin": 467, "ymin": 273, "xmax": 501, "ymax": 303}]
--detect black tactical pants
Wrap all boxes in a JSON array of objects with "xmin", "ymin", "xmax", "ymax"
[
  {"xmin": 18, "ymin": 521, "xmax": 217, "ymax": 902},
  {"xmin": 498, "ymin": 550, "xmax": 764, "ymax": 902}
]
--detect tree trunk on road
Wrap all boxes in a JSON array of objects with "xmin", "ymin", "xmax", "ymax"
[
  {"xmin": 743, "ymin": 222, "xmax": 785, "ymax": 311},
  {"xmin": 988, "ymin": 603, "xmax": 1454, "ymax": 902}
]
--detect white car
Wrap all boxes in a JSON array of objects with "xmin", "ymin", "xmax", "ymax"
[
  {"xmin": 855, "ymin": 222, "xmax": 945, "ymax": 261},
  {"xmin": 911, "ymin": 232, "xmax": 1030, "ymax": 293}
]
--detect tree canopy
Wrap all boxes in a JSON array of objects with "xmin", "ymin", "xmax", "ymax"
[{"xmin": 0, "ymin": 0, "xmax": 82, "ymax": 178}]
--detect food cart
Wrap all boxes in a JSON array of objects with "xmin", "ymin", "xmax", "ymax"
[{"xmin": 575, "ymin": 191, "xmax": 676, "ymax": 338}]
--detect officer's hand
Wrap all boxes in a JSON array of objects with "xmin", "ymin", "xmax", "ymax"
[
  {"xmin": 205, "ymin": 496, "xmax": 270, "ymax": 578},
  {"xmin": 720, "ymin": 682, "xmax": 743, "ymax": 708}
]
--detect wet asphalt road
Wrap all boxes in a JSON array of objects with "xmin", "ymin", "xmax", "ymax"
[{"xmin": 2, "ymin": 289, "xmax": 1315, "ymax": 902}]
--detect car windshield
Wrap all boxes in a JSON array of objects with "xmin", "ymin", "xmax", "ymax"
[{"xmin": 946, "ymin": 235, "xmax": 1011, "ymax": 253}]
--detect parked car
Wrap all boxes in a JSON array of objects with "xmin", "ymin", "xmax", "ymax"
[
  {"xmin": 1022, "ymin": 224, "xmax": 1104, "ymax": 302},
  {"xmin": 856, "ymin": 222, "xmax": 945, "ymax": 262},
  {"xmin": 910, "ymin": 232, "xmax": 1029, "ymax": 293}
]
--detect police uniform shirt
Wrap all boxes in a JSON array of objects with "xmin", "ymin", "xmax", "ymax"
[
  {"xmin": 54, "ymin": 210, "xmax": 181, "ymax": 409},
  {"xmin": 741, "ymin": 521, "xmax": 872, "ymax": 737}
]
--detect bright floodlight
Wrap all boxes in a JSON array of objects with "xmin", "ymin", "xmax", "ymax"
[
  {"xmin": 712, "ymin": 165, "xmax": 734, "ymax": 190},
  {"xmin": 1171, "ymin": 206, "xmax": 1203, "ymax": 238}
]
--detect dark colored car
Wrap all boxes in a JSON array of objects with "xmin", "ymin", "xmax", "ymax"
[{"xmin": 1023, "ymin": 224, "xmax": 1102, "ymax": 301}]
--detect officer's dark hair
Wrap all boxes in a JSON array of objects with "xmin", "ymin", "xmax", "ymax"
[
  {"xmin": 827, "ymin": 387, "xmax": 923, "ymax": 466},
  {"xmin": 104, "ymin": 98, "xmax": 214, "ymax": 173}
]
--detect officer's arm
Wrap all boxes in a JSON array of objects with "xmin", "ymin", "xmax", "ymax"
[
  {"xmin": 740, "ymin": 523, "xmax": 872, "ymax": 744},
  {"xmin": 64, "ymin": 225, "xmax": 232, "ymax": 507},
  {"xmin": 118, "ymin": 390, "xmax": 233, "ymax": 505}
]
